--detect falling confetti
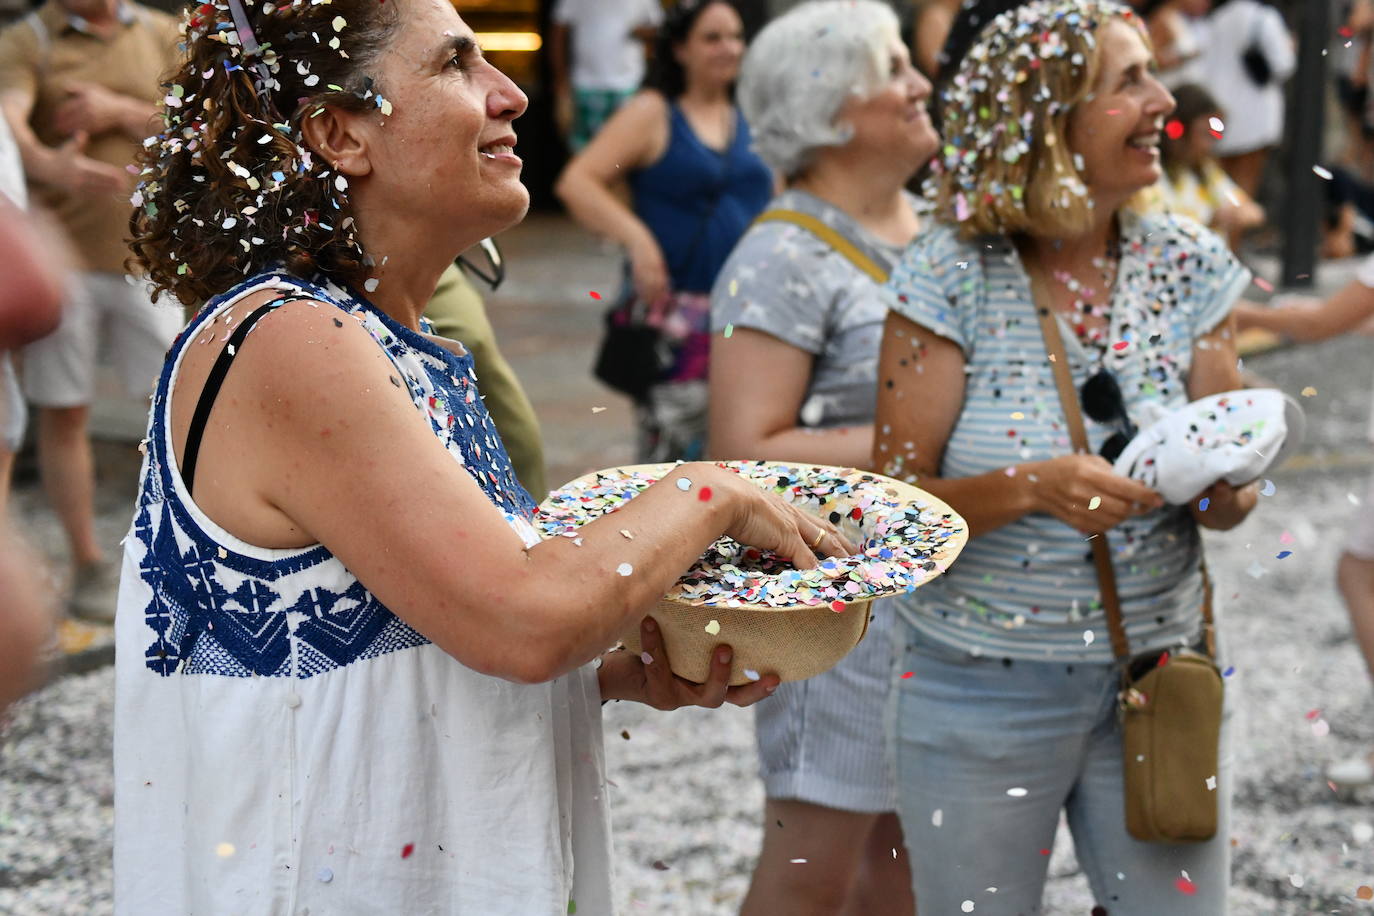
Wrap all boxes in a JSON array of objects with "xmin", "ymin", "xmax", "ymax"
[
  {"xmin": 1301, "ymin": 386, "xmax": 1317, "ymax": 397},
  {"xmin": 1357, "ymin": 886, "xmax": 1373, "ymax": 901},
  {"xmin": 401, "ymin": 843, "xmax": 414, "ymax": 859},
  {"xmin": 589, "ymin": 291, "xmax": 601, "ymax": 300},
  {"xmin": 1006, "ymin": 787, "xmax": 1028, "ymax": 798},
  {"xmin": 1175, "ymin": 876, "xmax": 1197, "ymax": 895},
  {"xmin": 961, "ymin": 902, "xmax": 975, "ymax": 913},
  {"xmin": 932, "ymin": 808, "xmax": 944, "ymax": 827},
  {"xmin": 216, "ymin": 842, "xmax": 236, "ymax": 858}
]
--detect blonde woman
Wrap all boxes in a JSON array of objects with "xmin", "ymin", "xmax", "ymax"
[
  {"xmin": 709, "ymin": 4, "xmax": 937, "ymax": 912},
  {"xmin": 875, "ymin": 2, "xmax": 1256, "ymax": 911}
]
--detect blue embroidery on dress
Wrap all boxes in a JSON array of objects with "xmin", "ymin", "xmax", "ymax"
[{"xmin": 134, "ymin": 272, "xmax": 536, "ymax": 678}]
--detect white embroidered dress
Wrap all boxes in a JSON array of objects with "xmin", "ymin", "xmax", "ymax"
[{"xmin": 113, "ymin": 273, "xmax": 613, "ymax": 915}]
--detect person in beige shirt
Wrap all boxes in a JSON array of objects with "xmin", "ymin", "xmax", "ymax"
[{"xmin": 0, "ymin": 0, "xmax": 182, "ymax": 622}]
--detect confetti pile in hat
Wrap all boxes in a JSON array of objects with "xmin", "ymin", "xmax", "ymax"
[{"xmin": 538, "ymin": 462, "xmax": 967, "ymax": 609}]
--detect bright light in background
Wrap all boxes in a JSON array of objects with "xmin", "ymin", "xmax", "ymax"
[{"xmin": 475, "ymin": 32, "xmax": 542, "ymax": 52}]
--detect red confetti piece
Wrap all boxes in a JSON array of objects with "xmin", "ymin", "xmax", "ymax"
[
  {"xmin": 589, "ymin": 291, "xmax": 601, "ymax": 300},
  {"xmin": 698, "ymin": 486, "xmax": 713, "ymax": 502},
  {"xmin": 1305, "ymin": 709, "xmax": 1321, "ymax": 720},
  {"xmin": 900, "ymin": 671, "xmax": 914, "ymax": 679},
  {"xmin": 1252, "ymin": 276, "xmax": 1273, "ymax": 292},
  {"xmin": 1165, "ymin": 119, "xmax": 1185, "ymax": 140},
  {"xmin": 401, "ymin": 843, "xmax": 414, "ymax": 859},
  {"xmin": 1111, "ymin": 341, "xmax": 1129, "ymax": 351},
  {"xmin": 830, "ymin": 601, "xmax": 846, "ymax": 613},
  {"xmin": 1156, "ymin": 651, "xmax": 1169, "ymax": 668},
  {"xmin": 1175, "ymin": 877, "xmax": 1197, "ymax": 895},
  {"xmin": 1039, "ymin": 848, "xmax": 1051, "ymax": 856}
]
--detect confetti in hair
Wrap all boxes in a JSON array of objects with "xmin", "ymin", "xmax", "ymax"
[{"xmin": 928, "ymin": 0, "xmax": 1143, "ymax": 239}]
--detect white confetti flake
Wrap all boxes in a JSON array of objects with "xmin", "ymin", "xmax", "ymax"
[
  {"xmin": 932, "ymin": 808, "xmax": 943, "ymax": 827},
  {"xmin": 704, "ymin": 619, "xmax": 720, "ymax": 636},
  {"xmin": 1352, "ymin": 822, "xmax": 1373, "ymax": 844},
  {"xmin": 1088, "ymin": 496, "xmax": 1101, "ymax": 510},
  {"xmin": 639, "ymin": 651, "xmax": 652, "ymax": 665},
  {"xmin": 676, "ymin": 478, "xmax": 692, "ymax": 491},
  {"xmin": 1005, "ymin": 787, "xmax": 1028, "ymax": 798},
  {"xmin": 363, "ymin": 278, "xmax": 379, "ymax": 292},
  {"xmin": 1083, "ymin": 629, "xmax": 1094, "ymax": 646},
  {"xmin": 789, "ymin": 858, "xmax": 808, "ymax": 864},
  {"xmin": 743, "ymin": 668, "xmax": 760, "ymax": 681},
  {"xmin": 1205, "ymin": 775, "xmax": 1217, "ymax": 791},
  {"xmin": 616, "ymin": 563, "xmax": 633, "ymax": 577},
  {"xmin": 961, "ymin": 901, "xmax": 975, "ymax": 913}
]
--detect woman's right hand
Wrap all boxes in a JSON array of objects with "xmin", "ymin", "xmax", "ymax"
[
  {"xmin": 694, "ymin": 465, "xmax": 855, "ymax": 569},
  {"xmin": 629, "ymin": 238, "xmax": 670, "ymax": 305},
  {"xmin": 1028, "ymin": 454, "xmax": 1163, "ymax": 535}
]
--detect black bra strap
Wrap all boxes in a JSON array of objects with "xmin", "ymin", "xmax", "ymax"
[{"xmin": 181, "ymin": 294, "xmax": 314, "ymax": 496}]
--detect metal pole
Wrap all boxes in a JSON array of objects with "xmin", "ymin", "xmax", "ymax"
[{"xmin": 1280, "ymin": 0, "xmax": 1331, "ymax": 289}]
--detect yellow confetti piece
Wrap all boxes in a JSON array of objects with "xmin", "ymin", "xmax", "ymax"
[
  {"xmin": 591, "ymin": 406, "xmax": 607, "ymax": 413},
  {"xmin": 379, "ymin": 98, "xmax": 393, "ymax": 117},
  {"xmin": 331, "ymin": 15, "xmax": 346, "ymax": 30},
  {"xmin": 1301, "ymin": 386, "xmax": 1317, "ymax": 397},
  {"xmin": 1088, "ymin": 496, "xmax": 1102, "ymax": 511},
  {"xmin": 216, "ymin": 842, "xmax": 236, "ymax": 858},
  {"xmin": 1010, "ymin": 411, "xmax": 1024, "ymax": 419},
  {"xmin": 619, "ymin": 529, "xmax": 634, "ymax": 540},
  {"xmin": 704, "ymin": 619, "xmax": 720, "ymax": 636}
]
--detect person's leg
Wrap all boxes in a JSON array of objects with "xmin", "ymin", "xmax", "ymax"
[
  {"xmin": 20, "ymin": 276, "xmax": 100, "ymax": 567},
  {"xmin": 840, "ymin": 812, "xmax": 915, "ymax": 916},
  {"xmin": 744, "ymin": 608, "xmax": 913, "ymax": 915},
  {"xmin": 1067, "ymin": 659, "xmax": 1234, "ymax": 914},
  {"xmin": 1330, "ymin": 475, "xmax": 1374, "ymax": 782},
  {"xmin": 35, "ymin": 404, "xmax": 102, "ymax": 566},
  {"xmin": 0, "ymin": 350, "xmax": 25, "ymax": 520},
  {"xmin": 892, "ymin": 630, "xmax": 1095, "ymax": 914},
  {"xmin": 741, "ymin": 801, "xmax": 881, "ymax": 916}
]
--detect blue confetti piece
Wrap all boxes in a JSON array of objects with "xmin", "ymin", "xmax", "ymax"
[
  {"xmin": 1277, "ymin": 550, "xmax": 1292, "ymax": 559},
  {"xmin": 1222, "ymin": 666, "xmax": 1235, "ymax": 677},
  {"xmin": 1198, "ymin": 497, "xmax": 1210, "ymax": 511}
]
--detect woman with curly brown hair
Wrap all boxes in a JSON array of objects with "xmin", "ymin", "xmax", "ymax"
[{"xmin": 112, "ymin": 0, "xmax": 853, "ymax": 911}]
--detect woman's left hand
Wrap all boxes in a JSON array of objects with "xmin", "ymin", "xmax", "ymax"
[
  {"xmin": 598, "ymin": 617, "xmax": 780, "ymax": 710},
  {"xmin": 1190, "ymin": 479, "xmax": 1259, "ymax": 530}
]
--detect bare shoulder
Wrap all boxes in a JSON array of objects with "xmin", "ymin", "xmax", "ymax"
[{"xmin": 586, "ymin": 89, "xmax": 670, "ymax": 169}]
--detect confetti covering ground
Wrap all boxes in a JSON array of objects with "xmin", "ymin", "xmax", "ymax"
[{"xmin": 2, "ymin": 220, "xmax": 1373, "ymax": 913}]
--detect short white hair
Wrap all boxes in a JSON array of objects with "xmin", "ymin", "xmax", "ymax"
[{"xmin": 738, "ymin": 0, "xmax": 902, "ymax": 179}]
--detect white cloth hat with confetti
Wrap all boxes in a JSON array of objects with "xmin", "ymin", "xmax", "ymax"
[{"xmin": 1113, "ymin": 388, "xmax": 1305, "ymax": 505}]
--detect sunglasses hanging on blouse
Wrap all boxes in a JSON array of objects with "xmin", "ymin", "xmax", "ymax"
[{"xmin": 1080, "ymin": 368, "xmax": 1138, "ymax": 462}]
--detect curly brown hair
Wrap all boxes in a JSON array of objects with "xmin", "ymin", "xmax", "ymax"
[{"xmin": 128, "ymin": 0, "xmax": 402, "ymax": 306}]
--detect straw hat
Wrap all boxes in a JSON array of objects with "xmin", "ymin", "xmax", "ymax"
[{"xmin": 539, "ymin": 461, "xmax": 968, "ymax": 686}]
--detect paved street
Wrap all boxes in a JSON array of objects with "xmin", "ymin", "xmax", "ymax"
[{"xmin": 2, "ymin": 214, "xmax": 1373, "ymax": 914}]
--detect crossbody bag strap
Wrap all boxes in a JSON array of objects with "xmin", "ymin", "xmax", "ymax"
[
  {"xmin": 753, "ymin": 209, "xmax": 889, "ymax": 283},
  {"xmin": 1024, "ymin": 260, "xmax": 1133, "ymax": 663}
]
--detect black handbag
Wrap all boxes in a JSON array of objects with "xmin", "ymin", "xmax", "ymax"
[
  {"xmin": 1240, "ymin": 7, "xmax": 1273, "ymax": 87},
  {"xmin": 593, "ymin": 284, "xmax": 674, "ymax": 402}
]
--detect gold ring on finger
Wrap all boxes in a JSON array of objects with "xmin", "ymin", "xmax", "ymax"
[{"xmin": 808, "ymin": 528, "xmax": 825, "ymax": 549}]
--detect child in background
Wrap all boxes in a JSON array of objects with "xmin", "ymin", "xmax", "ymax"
[
  {"xmin": 1157, "ymin": 83, "xmax": 1265, "ymax": 249},
  {"xmin": 1235, "ymin": 275, "xmax": 1374, "ymax": 789}
]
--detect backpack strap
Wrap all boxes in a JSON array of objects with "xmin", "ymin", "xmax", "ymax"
[{"xmin": 753, "ymin": 209, "xmax": 889, "ymax": 284}]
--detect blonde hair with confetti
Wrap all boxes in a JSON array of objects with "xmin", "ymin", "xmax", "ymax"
[
  {"xmin": 127, "ymin": 0, "xmax": 400, "ymax": 306},
  {"xmin": 930, "ymin": 0, "xmax": 1146, "ymax": 239}
]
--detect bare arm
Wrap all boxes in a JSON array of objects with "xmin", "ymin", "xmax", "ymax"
[
  {"xmin": 177, "ymin": 299, "xmax": 850, "ymax": 686},
  {"xmin": 0, "ymin": 88, "xmax": 125, "ymax": 194},
  {"xmin": 872, "ymin": 312, "xmax": 1160, "ymax": 538},
  {"xmin": 913, "ymin": 0, "xmax": 955, "ymax": 77},
  {"xmin": 555, "ymin": 91, "xmax": 670, "ymax": 301},
  {"xmin": 708, "ymin": 328, "xmax": 873, "ymax": 469},
  {"xmin": 1233, "ymin": 280, "xmax": 1374, "ymax": 342}
]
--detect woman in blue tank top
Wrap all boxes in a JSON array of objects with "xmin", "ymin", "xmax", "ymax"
[{"xmin": 557, "ymin": 1, "xmax": 773, "ymax": 462}]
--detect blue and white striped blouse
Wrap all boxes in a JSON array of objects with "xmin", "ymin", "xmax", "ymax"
[{"xmin": 884, "ymin": 210, "xmax": 1249, "ymax": 661}]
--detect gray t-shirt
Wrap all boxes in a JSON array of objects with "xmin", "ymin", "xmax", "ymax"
[{"xmin": 709, "ymin": 189, "xmax": 915, "ymax": 430}]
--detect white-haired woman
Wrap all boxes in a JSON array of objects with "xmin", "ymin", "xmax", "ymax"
[
  {"xmin": 876, "ymin": 1, "xmax": 1256, "ymax": 911},
  {"xmin": 708, "ymin": 3, "xmax": 937, "ymax": 912}
]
